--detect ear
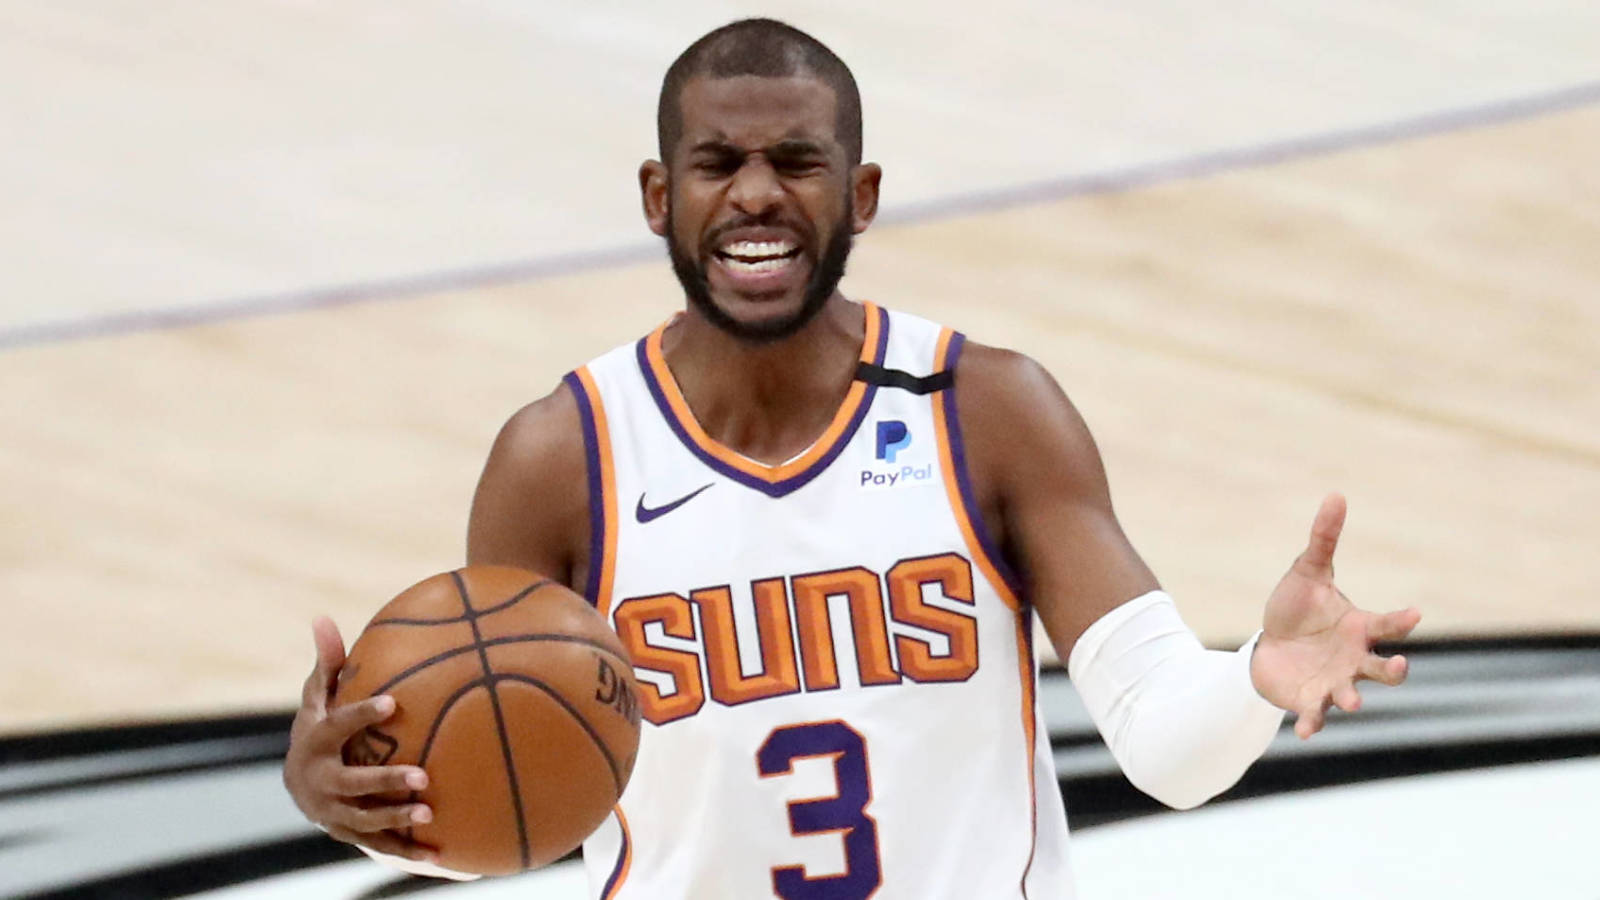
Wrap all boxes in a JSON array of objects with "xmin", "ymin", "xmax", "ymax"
[
  {"xmin": 849, "ymin": 163, "xmax": 882, "ymax": 234},
  {"xmin": 639, "ymin": 160, "xmax": 669, "ymax": 237}
]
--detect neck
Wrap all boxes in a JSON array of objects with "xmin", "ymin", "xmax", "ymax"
[{"xmin": 660, "ymin": 294, "xmax": 865, "ymax": 465}]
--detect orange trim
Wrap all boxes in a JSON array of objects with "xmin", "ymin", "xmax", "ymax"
[
  {"xmin": 1015, "ymin": 618, "xmax": 1038, "ymax": 897},
  {"xmin": 573, "ymin": 367, "xmax": 618, "ymax": 617},
  {"xmin": 602, "ymin": 806, "xmax": 632, "ymax": 900},
  {"xmin": 930, "ymin": 328, "xmax": 1020, "ymax": 612},
  {"xmin": 642, "ymin": 301, "xmax": 881, "ymax": 482}
]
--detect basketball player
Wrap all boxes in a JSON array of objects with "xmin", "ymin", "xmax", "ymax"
[{"xmin": 285, "ymin": 18, "xmax": 1421, "ymax": 898}]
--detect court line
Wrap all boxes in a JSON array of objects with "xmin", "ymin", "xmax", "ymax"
[
  {"xmin": 3, "ymin": 79, "xmax": 1598, "ymax": 353},
  {"xmin": 0, "ymin": 243, "xmax": 664, "ymax": 352},
  {"xmin": 878, "ymin": 78, "xmax": 1600, "ymax": 224}
]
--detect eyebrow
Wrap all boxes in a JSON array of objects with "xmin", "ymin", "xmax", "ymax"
[
  {"xmin": 766, "ymin": 139, "xmax": 827, "ymax": 158},
  {"xmin": 685, "ymin": 138, "xmax": 829, "ymax": 158},
  {"xmin": 687, "ymin": 140, "xmax": 743, "ymax": 157}
]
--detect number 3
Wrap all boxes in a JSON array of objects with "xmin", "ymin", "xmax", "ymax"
[{"xmin": 756, "ymin": 720, "xmax": 882, "ymax": 899}]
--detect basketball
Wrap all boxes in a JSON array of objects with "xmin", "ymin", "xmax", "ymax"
[{"xmin": 332, "ymin": 566, "xmax": 641, "ymax": 875}]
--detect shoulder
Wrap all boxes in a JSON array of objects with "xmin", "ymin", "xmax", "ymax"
[
  {"xmin": 951, "ymin": 340, "xmax": 1056, "ymax": 406},
  {"xmin": 953, "ymin": 340, "xmax": 1101, "ymax": 470},
  {"xmin": 947, "ymin": 336, "xmax": 1113, "ymax": 499},
  {"xmin": 467, "ymin": 382, "xmax": 591, "ymax": 583},
  {"xmin": 490, "ymin": 381, "xmax": 587, "ymax": 470},
  {"xmin": 948, "ymin": 339, "xmax": 1156, "ymax": 639}
]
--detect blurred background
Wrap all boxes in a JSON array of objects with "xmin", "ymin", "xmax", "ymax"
[{"xmin": 2, "ymin": 1, "xmax": 1597, "ymax": 897}]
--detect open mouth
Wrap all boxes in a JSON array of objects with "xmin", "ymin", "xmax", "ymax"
[{"xmin": 712, "ymin": 239, "xmax": 803, "ymax": 276}]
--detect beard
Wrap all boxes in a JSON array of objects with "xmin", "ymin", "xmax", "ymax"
[{"xmin": 666, "ymin": 200, "xmax": 854, "ymax": 344}]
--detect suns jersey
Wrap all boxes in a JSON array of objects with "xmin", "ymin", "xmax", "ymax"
[{"xmin": 560, "ymin": 303, "xmax": 1073, "ymax": 899}]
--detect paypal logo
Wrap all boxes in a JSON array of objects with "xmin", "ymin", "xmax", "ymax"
[
  {"xmin": 862, "ymin": 420, "xmax": 933, "ymax": 492},
  {"xmin": 875, "ymin": 420, "xmax": 911, "ymax": 462}
]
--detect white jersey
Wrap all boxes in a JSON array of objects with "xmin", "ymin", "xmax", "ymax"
[{"xmin": 563, "ymin": 303, "xmax": 1073, "ymax": 899}]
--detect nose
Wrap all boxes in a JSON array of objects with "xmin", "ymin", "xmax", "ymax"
[{"xmin": 726, "ymin": 154, "xmax": 783, "ymax": 217}]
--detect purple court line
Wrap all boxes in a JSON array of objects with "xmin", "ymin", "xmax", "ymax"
[
  {"xmin": 878, "ymin": 79, "xmax": 1600, "ymax": 225},
  {"xmin": 5, "ymin": 78, "xmax": 1598, "ymax": 352},
  {"xmin": 0, "ymin": 243, "xmax": 663, "ymax": 351}
]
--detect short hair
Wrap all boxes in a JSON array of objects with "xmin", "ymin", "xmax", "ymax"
[{"xmin": 657, "ymin": 18, "xmax": 863, "ymax": 166}]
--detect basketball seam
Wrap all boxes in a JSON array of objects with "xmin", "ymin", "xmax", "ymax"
[
  {"xmin": 452, "ymin": 570, "xmax": 533, "ymax": 871},
  {"xmin": 370, "ymin": 577, "xmax": 553, "ymax": 626},
  {"xmin": 370, "ymin": 633, "xmax": 632, "ymax": 698},
  {"xmin": 489, "ymin": 673, "xmax": 626, "ymax": 797},
  {"xmin": 413, "ymin": 677, "xmax": 506, "ymax": 845},
  {"xmin": 409, "ymin": 673, "xmax": 626, "ymax": 858},
  {"xmin": 416, "ymin": 679, "xmax": 492, "ymax": 769}
]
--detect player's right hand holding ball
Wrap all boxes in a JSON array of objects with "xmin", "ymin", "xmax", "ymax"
[{"xmin": 282, "ymin": 616, "xmax": 439, "ymax": 864}]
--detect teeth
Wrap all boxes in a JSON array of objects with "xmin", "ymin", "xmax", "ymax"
[
  {"xmin": 720, "ymin": 239, "xmax": 796, "ymax": 259},
  {"xmin": 722, "ymin": 255, "xmax": 794, "ymax": 274}
]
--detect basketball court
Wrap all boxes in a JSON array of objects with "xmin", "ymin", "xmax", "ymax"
[{"xmin": 2, "ymin": 2, "xmax": 1597, "ymax": 897}]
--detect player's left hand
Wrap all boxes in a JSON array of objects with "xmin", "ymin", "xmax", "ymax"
[{"xmin": 1249, "ymin": 493, "xmax": 1422, "ymax": 739}]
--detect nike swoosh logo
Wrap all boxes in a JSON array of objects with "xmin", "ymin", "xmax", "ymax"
[{"xmin": 635, "ymin": 483, "xmax": 713, "ymax": 523}]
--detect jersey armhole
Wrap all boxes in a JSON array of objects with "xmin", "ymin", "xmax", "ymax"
[
  {"xmin": 931, "ymin": 327, "xmax": 1042, "ymax": 894},
  {"xmin": 563, "ymin": 367, "xmax": 618, "ymax": 616},
  {"xmin": 930, "ymin": 329, "xmax": 1025, "ymax": 609}
]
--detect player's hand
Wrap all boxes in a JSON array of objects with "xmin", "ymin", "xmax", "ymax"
[
  {"xmin": 1249, "ymin": 494, "xmax": 1422, "ymax": 739},
  {"xmin": 283, "ymin": 616, "xmax": 440, "ymax": 863}
]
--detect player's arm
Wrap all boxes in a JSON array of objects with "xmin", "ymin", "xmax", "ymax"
[
  {"xmin": 465, "ymin": 383, "xmax": 590, "ymax": 582},
  {"xmin": 284, "ymin": 384, "xmax": 589, "ymax": 867},
  {"xmin": 954, "ymin": 343, "xmax": 1157, "ymax": 645},
  {"xmin": 956, "ymin": 342, "xmax": 1418, "ymax": 809}
]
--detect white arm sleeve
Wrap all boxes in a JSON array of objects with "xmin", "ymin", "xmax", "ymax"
[
  {"xmin": 1066, "ymin": 590, "xmax": 1285, "ymax": 810},
  {"xmin": 354, "ymin": 843, "xmax": 481, "ymax": 881}
]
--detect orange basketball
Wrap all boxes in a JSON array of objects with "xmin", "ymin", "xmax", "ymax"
[{"xmin": 333, "ymin": 566, "xmax": 641, "ymax": 875}]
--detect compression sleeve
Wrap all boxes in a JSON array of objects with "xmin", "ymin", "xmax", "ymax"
[{"xmin": 1066, "ymin": 590, "xmax": 1285, "ymax": 810}]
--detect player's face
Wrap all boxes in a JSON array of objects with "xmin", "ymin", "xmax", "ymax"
[{"xmin": 643, "ymin": 75, "xmax": 879, "ymax": 342}]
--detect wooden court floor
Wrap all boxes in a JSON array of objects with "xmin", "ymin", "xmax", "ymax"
[{"xmin": 3, "ymin": 99, "xmax": 1595, "ymax": 734}]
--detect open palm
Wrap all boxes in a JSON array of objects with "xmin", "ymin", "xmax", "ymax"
[{"xmin": 1250, "ymin": 494, "xmax": 1422, "ymax": 738}]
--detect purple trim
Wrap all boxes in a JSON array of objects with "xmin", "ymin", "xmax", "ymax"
[
  {"xmin": 868, "ymin": 303, "xmax": 891, "ymax": 361},
  {"xmin": 562, "ymin": 371, "xmax": 607, "ymax": 607},
  {"xmin": 634, "ymin": 305, "xmax": 890, "ymax": 499},
  {"xmin": 601, "ymin": 811, "xmax": 630, "ymax": 899},
  {"xmin": 635, "ymin": 337, "xmax": 772, "ymax": 495},
  {"xmin": 939, "ymin": 333, "xmax": 1025, "ymax": 597}
]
